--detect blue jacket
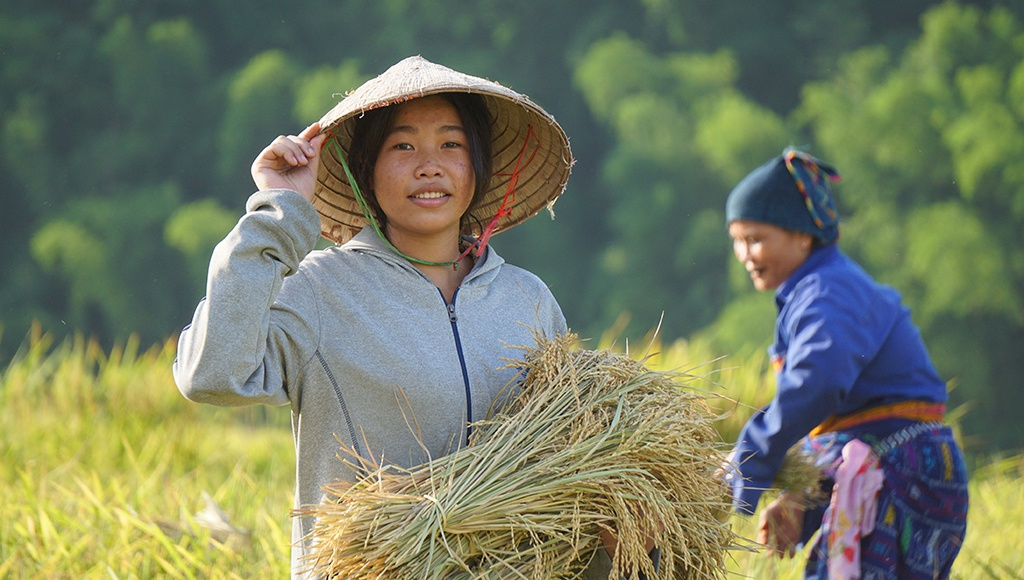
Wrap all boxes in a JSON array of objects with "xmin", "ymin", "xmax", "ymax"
[{"xmin": 728, "ymin": 244, "xmax": 946, "ymax": 514}]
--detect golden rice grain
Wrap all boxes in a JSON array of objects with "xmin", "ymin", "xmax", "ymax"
[{"xmin": 297, "ymin": 332, "xmax": 735, "ymax": 579}]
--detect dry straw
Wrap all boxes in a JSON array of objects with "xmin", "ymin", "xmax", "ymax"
[
  {"xmin": 297, "ymin": 332, "xmax": 735, "ymax": 578},
  {"xmin": 771, "ymin": 446, "xmax": 827, "ymax": 506}
]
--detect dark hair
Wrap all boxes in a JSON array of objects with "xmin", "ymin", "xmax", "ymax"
[{"xmin": 347, "ymin": 93, "xmax": 493, "ymax": 235}]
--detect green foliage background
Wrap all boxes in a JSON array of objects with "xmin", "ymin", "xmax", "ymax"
[{"xmin": 2, "ymin": 0, "xmax": 1023, "ymax": 451}]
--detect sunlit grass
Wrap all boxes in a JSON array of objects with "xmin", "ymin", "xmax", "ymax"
[
  {"xmin": 955, "ymin": 456, "xmax": 1024, "ymax": 578},
  {"xmin": 1, "ymin": 325, "xmax": 1021, "ymax": 578},
  {"xmin": 0, "ymin": 325, "xmax": 293, "ymax": 578}
]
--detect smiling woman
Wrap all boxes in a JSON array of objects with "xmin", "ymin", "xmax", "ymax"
[
  {"xmin": 372, "ymin": 96, "xmax": 476, "ymax": 242},
  {"xmin": 728, "ymin": 220, "xmax": 813, "ymax": 291},
  {"xmin": 165, "ymin": 56, "xmax": 684, "ymax": 579},
  {"xmin": 720, "ymin": 148, "xmax": 969, "ymax": 579}
]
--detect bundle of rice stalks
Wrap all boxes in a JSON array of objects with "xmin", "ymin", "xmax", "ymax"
[
  {"xmin": 298, "ymin": 332, "xmax": 735, "ymax": 579},
  {"xmin": 771, "ymin": 446, "xmax": 827, "ymax": 506}
]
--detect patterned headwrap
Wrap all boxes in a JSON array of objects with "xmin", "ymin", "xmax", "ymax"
[{"xmin": 725, "ymin": 147, "xmax": 841, "ymax": 244}]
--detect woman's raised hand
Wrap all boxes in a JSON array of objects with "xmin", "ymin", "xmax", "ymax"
[{"xmin": 251, "ymin": 123, "xmax": 327, "ymax": 201}]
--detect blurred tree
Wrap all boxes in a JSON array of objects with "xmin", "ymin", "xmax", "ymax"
[
  {"xmin": 574, "ymin": 35, "xmax": 797, "ymax": 340},
  {"xmin": 96, "ymin": 16, "xmax": 216, "ymax": 193},
  {"xmin": 294, "ymin": 60, "xmax": 367, "ymax": 123},
  {"xmin": 217, "ymin": 50, "xmax": 302, "ymax": 196},
  {"xmin": 1, "ymin": 5, "xmax": 111, "ymax": 354},
  {"xmin": 635, "ymin": 0, "xmax": 963, "ymax": 112},
  {"xmin": 2, "ymin": 12, "xmax": 220, "ymax": 353},
  {"xmin": 164, "ymin": 199, "xmax": 239, "ymax": 291},
  {"xmin": 30, "ymin": 184, "xmax": 191, "ymax": 343}
]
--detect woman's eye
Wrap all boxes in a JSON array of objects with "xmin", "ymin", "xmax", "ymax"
[
  {"xmin": 442, "ymin": 141, "xmax": 462, "ymax": 149},
  {"xmin": 395, "ymin": 142, "xmax": 413, "ymax": 150}
]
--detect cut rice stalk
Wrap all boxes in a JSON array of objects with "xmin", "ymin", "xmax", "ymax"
[{"xmin": 297, "ymin": 332, "xmax": 736, "ymax": 579}]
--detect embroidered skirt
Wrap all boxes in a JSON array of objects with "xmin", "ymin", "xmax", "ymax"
[{"xmin": 801, "ymin": 425, "xmax": 969, "ymax": 579}]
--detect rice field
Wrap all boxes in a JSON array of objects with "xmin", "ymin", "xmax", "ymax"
[{"xmin": 1, "ymin": 326, "xmax": 1021, "ymax": 578}]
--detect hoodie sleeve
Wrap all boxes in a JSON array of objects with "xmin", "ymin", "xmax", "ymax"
[
  {"xmin": 173, "ymin": 189, "xmax": 322, "ymax": 407},
  {"xmin": 541, "ymin": 288, "xmax": 568, "ymax": 337}
]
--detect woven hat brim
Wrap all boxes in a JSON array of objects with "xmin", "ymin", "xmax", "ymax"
[{"xmin": 313, "ymin": 56, "xmax": 573, "ymax": 245}]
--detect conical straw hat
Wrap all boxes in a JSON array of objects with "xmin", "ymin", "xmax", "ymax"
[{"xmin": 314, "ymin": 56, "xmax": 574, "ymax": 245}]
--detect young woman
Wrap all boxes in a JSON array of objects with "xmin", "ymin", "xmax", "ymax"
[
  {"xmin": 172, "ymin": 57, "xmax": 605, "ymax": 576},
  {"xmin": 722, "ymin": 149, "xmax": 969, "ymax": 579}
]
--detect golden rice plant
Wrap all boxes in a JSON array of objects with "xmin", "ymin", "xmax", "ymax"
[
  {"xmin": 770, "ymin": 446, "xmax": 827, "ymax": 506},
  {"xmin": 0, "ymin": 326, "xmax": 294, "ymax": 578},
  {"xmin": 298, "ymin": 332, "xmax": 736, "ymax": 579}
]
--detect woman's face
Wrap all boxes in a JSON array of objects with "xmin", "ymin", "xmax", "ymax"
[
  {"xmin": 729, "ymin": 220, "xmax": 814, "ymax": 291},
  {"xmin": 372, "ymin": 95, "xmax": 475, "ymax": 244}
]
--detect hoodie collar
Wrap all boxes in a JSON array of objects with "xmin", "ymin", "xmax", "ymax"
[{"xmin": 343, "ymin": 228, "xmax": 505, "ymax": 284}]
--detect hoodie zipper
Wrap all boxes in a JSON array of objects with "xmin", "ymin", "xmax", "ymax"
[{"xmin": 443, "ymin": 289, "xmax": 474, "ymax": 445}]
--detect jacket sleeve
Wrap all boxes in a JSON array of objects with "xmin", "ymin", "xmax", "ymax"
[
  {"xmin": 173, "ymin": 189, "xmax": 322, "ymax": 407},
  {"xmin": 728, "ymin": 276, "xmax": 888, "ymax": 513},
  {"xmin": 541, "ymin": 288, "xmax": 568, "ymax": 337}
]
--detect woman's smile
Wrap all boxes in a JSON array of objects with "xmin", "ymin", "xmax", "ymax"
[
  {"xmin": 372, "ymin": 95, "xmax": 475, "ymax": 243},
  {"xmin": 729, "ymin": 220, "xmax": 813, "ymax": 290}
]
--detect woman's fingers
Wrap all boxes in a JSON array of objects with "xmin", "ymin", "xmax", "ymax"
[
  {"xmin": 285, "ymin": 122, "xmax": 322, "ymax": 164},
  {"xmin": 251, "ymin": 123, "xmax": 325, "ymax": 199},
  {"xmin": 309, "ymin": 131, "xmax": 327, "ymax": 153},
  {"xmin": 270, "ymin": 136, "xmax": 311, "ymax": 166},
  {"xmin": 259, "ymin": 124, "xmax": 322, "ymax": 166},
  {"xmin": 299, "ymin": 121, "xmax": 321, "ymax": 142}
]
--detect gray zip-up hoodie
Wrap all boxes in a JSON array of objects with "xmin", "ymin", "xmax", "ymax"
[{"xmin": 173, "ymin": 189, "xmax": 572, "ymax": 575}]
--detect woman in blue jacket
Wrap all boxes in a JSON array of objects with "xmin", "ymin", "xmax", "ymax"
[{"xmin": 722, "ymin": 148, "xmax": 969, "ymax": 578}]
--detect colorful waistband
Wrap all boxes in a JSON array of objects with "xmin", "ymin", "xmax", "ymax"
[{"xmin": 809, "ymin": 400, "xmax": 946, "ymax": 437}]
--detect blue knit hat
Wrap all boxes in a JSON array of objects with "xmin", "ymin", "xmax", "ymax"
[{"xmin": 725, "ymin": 148, "xmax": 841, "ymax": 244}]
